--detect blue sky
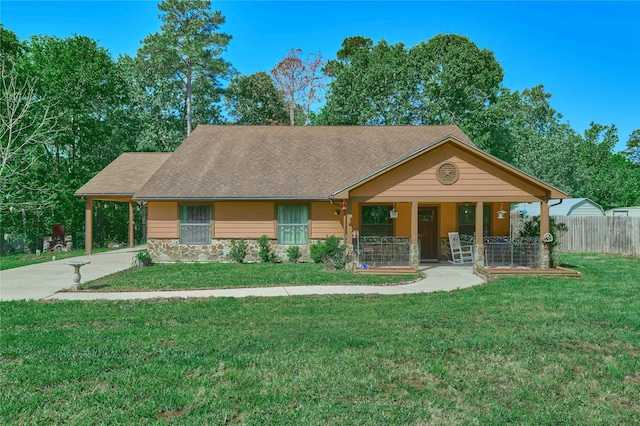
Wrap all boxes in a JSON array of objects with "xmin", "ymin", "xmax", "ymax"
[{"xmin": 2, "ymin": 1, "xmax": 639, "ymax": 152}]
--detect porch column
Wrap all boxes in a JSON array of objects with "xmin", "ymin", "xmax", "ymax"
[
  {"xmin": 474, "ymin": 201, "xmax": 484, "ymax": 270},
  {"xmin": 84, "ymin": 197, "xmax": 93, "ymax": 255},
  {"xmin": 346, "ymin": 200, "xmax": 353, "ymax": 245},
  {"xmin": 540, "ymin": 200, "xmax": 550, "ymax": 268},
  {"xmin": 128, "ymin": 201, "xmax": 135, "ymax": 248},
  {"xmin": 410, "ymin": 201, "xmax": 419, "ymax": 269}
]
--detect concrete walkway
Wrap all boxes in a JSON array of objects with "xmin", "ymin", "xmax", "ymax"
[
  {"xmin": 1, "ymin": 247, "xmax": 484, "ymax": 301},
  {"xmin": 0, "ymin": 247, "xmax": 143, "ymax": 301}
]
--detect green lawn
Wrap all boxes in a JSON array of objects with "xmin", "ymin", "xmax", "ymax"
[
  {"xmin": 84, "ymin": 262, "xmax": 420, "ymax": 291},
  {"xmin": 0, "ymin": 247, "xmax": 117, "ymax": 271},
  {"xmin": 1, "ymin": 253, "xmax": 638, "ymax": 424},
  {"xmin": 0, "ymin": 250, "xmax": 85, "ymax": 270}
]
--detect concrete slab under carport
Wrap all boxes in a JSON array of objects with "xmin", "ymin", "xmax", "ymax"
[{"xmin": 0, "ymin": 247, "xmax": 144, "ymax": 301}]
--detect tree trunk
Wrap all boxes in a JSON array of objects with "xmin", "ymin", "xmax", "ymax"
[
  {"xmin": 289, "ymin": 95, "xmax": 295, "ymax": 126},
  {"xmin": 186, "ymin": 58, "xmax": 193, "ymax": 136}
]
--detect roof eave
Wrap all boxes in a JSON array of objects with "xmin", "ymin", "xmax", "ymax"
[{"xmin": 132, "ymin": 195, "xmax": 331, "ymax": 202}]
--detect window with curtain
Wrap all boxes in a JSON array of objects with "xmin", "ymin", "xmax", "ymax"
[
  {"xmin": 361, "ymin": 205, "xmax": 394, "ymax": 237},
  {"xmin": 277, "ymin": 205, "xmax": 308, "ymax": 244},
  {"xmin": 179, "ymin": 205, "xmax": 212, "ymax": 245},
  {"xmin": 457, "ymin": 205, "xmax": 491, "ymax": 237}
]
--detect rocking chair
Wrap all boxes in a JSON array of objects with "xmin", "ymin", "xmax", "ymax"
[{"xmin": 448, "ymin": 232, "xmax": 474, "ymax": 265}]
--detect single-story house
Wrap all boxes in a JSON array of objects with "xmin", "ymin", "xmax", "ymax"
[
  {"xmin": 605, "ymin": 206, "xmax": 640, "ymax": 217},
  {"xmin": 75, "ymin": 125, "xmax": 570, "ymax": 270},
  {"xmin": 512, "ymin": 198, "xmax": 604, "ymax": 217}
]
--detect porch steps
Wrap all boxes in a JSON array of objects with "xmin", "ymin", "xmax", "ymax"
[
  {"xmin": 355, "ymin": 267, "xmax": 421, "ymax": 276},
  {"xmin": 479, "ymin": 266, "xmax": 581, "ymax": 278}
]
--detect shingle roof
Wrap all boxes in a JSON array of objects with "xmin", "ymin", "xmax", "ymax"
[
  {"xmin": 75, "ymin": 152, "xmax": 171, "ymax": 197},
  {"xmin": 133, "ymin": 125, "xmax": 474, "ymax": 200}
]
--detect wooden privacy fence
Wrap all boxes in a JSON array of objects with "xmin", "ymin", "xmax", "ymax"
[
  {"xmin": 511, "ymin": 215, "xmax": 639, "ymax": 256},
  {"xmin": 553, "ymin": 216, "xmax": 639, "ymax": 256}
]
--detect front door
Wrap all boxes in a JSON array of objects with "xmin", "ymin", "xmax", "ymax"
[{"xmin": 419, "ymin": 207, "xmax": 439, "ymax": 261}]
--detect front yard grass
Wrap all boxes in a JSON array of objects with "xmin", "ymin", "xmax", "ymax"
[
  {"xmin": 1, "ymin": 253, "xmax": 638, "ymax": 424},
  {"xmin": 0, "ymin": 250, "xmax": 84, "ymax": 270},
  {"xmin": 83, "ymin": 262, "xmax": 420, "ymax": 291},
  {"xmin": 0, "ymin": 247, "xmax": 119, "ymax": 270}
]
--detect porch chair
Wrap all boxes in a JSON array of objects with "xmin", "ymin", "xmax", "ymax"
[{"xmin": 448, "ymin": 232, "xmax": 474, "ymax": 265}]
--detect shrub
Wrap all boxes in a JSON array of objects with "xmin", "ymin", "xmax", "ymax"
[
  {"xmin": 519, "ymin": 215, "xmax": 568, "ymax": 268},
  {"xmin": 258, "ymin": 235, "xmax": 275, "ymax": 263},
  {"xmin": 229, "ymin": 239, "xmax": 248, "ymax": 263},
  {"xmin": 287, "ymin": 245, "xmax": 302, "ymax": 263},
  {"xmin": 310, "ymin": 236, "xmax": 346, "ymax": 269},
  {"xmin": 131, "ymin": 250, "xmax": 152, "ymax": 267}
]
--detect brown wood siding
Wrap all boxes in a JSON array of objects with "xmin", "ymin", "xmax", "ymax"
[
  {"xmin": 350, "ymin": 144, "xmax": 546, "ymax": 200},
  {"xmin": 492, "ymin": 202, "xmax": 511, "ymax": 236},
  {"xmin": 147, "ymin": 201, "xmax": 178, "ymax": 239},
  {"xmin": 394, "ymin": 202, "xmax": 412, "ymax": 236},
  {"xmin": 214, "ymin": 202, "xmax": 275, "ymax": 238},
  {"xmin": 310, "ymin": 202, "xmax": 344, "ymax": 239},
  {"xmin": 440, "ymin": 203, "xmax": 457, "ymax": 237}
]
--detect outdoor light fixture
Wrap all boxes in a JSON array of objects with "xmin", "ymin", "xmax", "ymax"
[
  {"xmin": 497, "ymin": 203, "xmax": 507, "ymax": 220},
  {"xmin": 389, "ymin": 203, "xmax": 398, "ymax": 219}
]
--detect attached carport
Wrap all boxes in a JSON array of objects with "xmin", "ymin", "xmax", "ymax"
[{"xmin": 74, "ymin": 153, "xmax": 171, "ymax": 254}]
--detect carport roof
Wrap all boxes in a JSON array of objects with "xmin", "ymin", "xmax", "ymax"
[{"xmin": 74, "ymin": 152, "xmax": 171, "ymax": 198}]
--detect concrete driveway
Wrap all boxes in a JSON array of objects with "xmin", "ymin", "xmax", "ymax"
[
  {"xmin": 1, "ymin": 248, "xmax": 484, "ymax": 301},
  {"xmin": 0, "ymin": 247, "xmax": 143, "ymax": 301}
]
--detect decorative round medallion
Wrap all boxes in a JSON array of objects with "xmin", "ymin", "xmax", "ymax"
[{"xmin": 436, "ymin": 162, "xmax": 459, "ymax": 185}]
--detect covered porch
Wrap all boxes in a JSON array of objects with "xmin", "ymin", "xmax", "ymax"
[
  {"xmin": 344, "ymin": 200, "xmax": 554, "ymax": 271},
  {"xmin": 331, "ymin": 134, "xmax": 569, "ymax": 272}
]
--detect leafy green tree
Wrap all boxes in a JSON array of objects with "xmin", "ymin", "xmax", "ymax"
[
  {"xmin": 0, "ymin": 61, "xmax": 61, "ymax": 249},
  {"xmin": 624, "ymin": 129, "xmax": 640, "ymax": 165},
  {"xmin": 0, "ymin": 24, "xmax": 23, "ymax": 64},
  {"xmin": 138, "ymin": 0, "xmax": 232, "ymax": 136},
  {"xmin": 225, "ymin": 72, "xmax": 288, "ymax": 125},
  {"xmin": 321, "ymin": 39, "xmax": 414, "ymax": 125},
  {"xmin": 570, "ymin": 123, "xmax": 640, "ymax": 209},
  {"xmin": 321, "ymin": 35, "xmax": 503, "ymax": 127},
  {"xmin": 410, "ymin": 34, "xmax": 504, "ymax": 127},
  {"xmin": 11, "ymin": 34, "xmax": 127, "ymax": 247},
  {"xmin": 116, "ymin": 54, "xmax": 184, "ymax": 151}
]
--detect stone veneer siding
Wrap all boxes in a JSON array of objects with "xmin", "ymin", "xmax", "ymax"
[
  {"xmin": 147, "ymin": 238, "xmax": 316, "ymax": 263},
  {"xmin": 473, "ymin": 243, "xmax": 485, "ymax": 271}
]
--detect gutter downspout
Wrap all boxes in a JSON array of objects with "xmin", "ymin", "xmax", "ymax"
[{"xmin": 549, "ymin": 199, "xmax": 563, "ymax": 209}]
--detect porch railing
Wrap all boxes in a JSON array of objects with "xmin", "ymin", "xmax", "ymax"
[
  {"xmin": 355, "ymin": 236, "xmax": 415, "ymax": 267},
  {"xmin": 483, "ymin": 236, "xmax": 541, "ymax": 268}
]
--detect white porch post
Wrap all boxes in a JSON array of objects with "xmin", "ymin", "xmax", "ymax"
[{"xmin": 474, "ymin": 201, "xmax": 484, "ymax": 270}]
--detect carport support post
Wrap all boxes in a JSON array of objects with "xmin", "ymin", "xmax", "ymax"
[
  {"xmin": 128, "ymin": 201, "xmax": 135, "ymax": 248},
  {"xmin": 84, "ymin": 197, "xmax": 93, "ymax": 255},
  {"xmin": 540, "ymin": 200, "xmax": 550, "ymax": 268},
  {"xmin": 474, "ymin": 201, "xmax": 484, "ymax": 270}
]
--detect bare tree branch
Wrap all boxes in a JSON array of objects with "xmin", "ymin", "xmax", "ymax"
[{"xmin": 0, "ymin": 63, "xmax": 60, "ymax": 201}]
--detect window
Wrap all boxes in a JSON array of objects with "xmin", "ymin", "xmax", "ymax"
[
  {"xmin": 361, "ymin": 205, "xmax": 394, "ymax": 237},
  {"xmin": 458, "ymin": 204, "xmax": 491, "ymax": 237},
  {"xmin": 277, "ymin": 205, "xmax": 308, "ymax": 244},
  {"xmin": 179, "ymin": 205, "xmax": 212, "ymax": 245}
]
